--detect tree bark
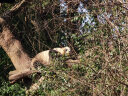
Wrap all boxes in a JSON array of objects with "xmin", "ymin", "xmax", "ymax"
[
  {"xmin": 0, "ymin": 0, "xmax": 35, "ymax": 83},
  {"xmin": 0, "ymin": 17, "xmax": 34, "ymax": 82},
  {"xmin": 0, "ymin": 25, "xmax": 31, "ymax": 70}
]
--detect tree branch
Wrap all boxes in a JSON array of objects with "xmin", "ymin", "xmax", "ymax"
[
  {"xmin": 2, "ymin": 0, "xmax": 29, "ymax": 19},
  {"xmin": 9, "ymin": 69, "xmax": 37, "ymax": 83},
  {"xmin": 0, "ymin": 0, "xmax": 36, "ymax": 83},
  {"xmin": 103, "ymin": 14, "xmax": 120, "ymax": 37}
]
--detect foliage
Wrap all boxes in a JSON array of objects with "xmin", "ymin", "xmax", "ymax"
[
  {"xmin": 0, "ymin": 82, "xmax": 25, "ymax": 96},
  {"xmin": 0, "ymin": 0, "xmax": 128, "ymax": 96},
  {"xmin": 0, "ymin": 48, "xmax": 26, "ymax": 96}
]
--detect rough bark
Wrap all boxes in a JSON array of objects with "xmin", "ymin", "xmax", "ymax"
[
  {"xmin": 0, "ymin": 0, "xmax": 35, "ymax": 83},
  {"xmin": 0, "ymin": 18, "xmax": 35, "ymax": 83},
  {"xmin": 0, "ymin": 25, "xmax": 31, "ymax": 70}
]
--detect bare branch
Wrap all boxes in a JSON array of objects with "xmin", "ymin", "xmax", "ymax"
[
  {"xmin": 26, "ymin": 76, "xmax": 45, "ymax": 94},
  {"xmin": 103, "ymin": 14, "xmax": 120, "ymax": 37},
  {"xmin": 0, "ymin": 17, "xmax": 5, "ymax": 25},
  {"xmin": 2, "ymin": 0, "xmax": 30, "ymax": 19},
  {"xmin": 9, "ymin": 69, "xmax": 37, "ymax": 83}
]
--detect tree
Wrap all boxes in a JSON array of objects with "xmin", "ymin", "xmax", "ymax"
[
  {"xmin": 0, "ymin": 0, "xmax": 79, "ymax": 83},
  {"xmin": 0, "ymin": 0, "xmax": 36, "ymax": 83},
  {"xmin": 0, "ymin": 0, "xmax": 128, "ymax": 95}
]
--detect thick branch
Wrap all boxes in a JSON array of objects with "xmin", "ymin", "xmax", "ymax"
[
  {"xmin": 2, "ymin": 0, "xmax": 29, "ymax": 19},
  {"xmin": 0, "ymin": 25, "xmax": 31, "ymax": 70},
  {"xmin": 9, "ymin": 69, "xmax": 37, "ymax": 83},
  {"xmin": 26, "ymin": 76, "xmax": 45, "ymax": 94},
  {"xmin": 0, "ymin": 0, "xmax": 34, "ymax": 82},
  {"xmin": 0, "ymin": 18, "xmax": 5, "ymax": 24},
  {"xmin": 66, "ymin": 59, "xmax": 80, "ymax": 67}
]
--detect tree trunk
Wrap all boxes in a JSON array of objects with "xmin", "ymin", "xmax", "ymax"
[
  {"xmin": 0, "ymin": 18, "xmax": 35, "ymax": 82},
  {"xmin": 0, "ymin": 0, "xmax": 36, "ymax": 82},
  {"xmin": 0, "ymin": 26, "xmax": 31, "ymax": 70}
]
